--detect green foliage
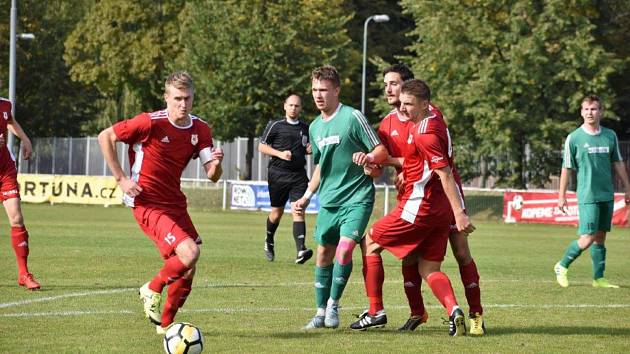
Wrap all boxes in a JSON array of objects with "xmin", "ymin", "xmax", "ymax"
[
  {"xmin": 178, "ymin": 0, "xmax": 358, "ymax": 141},
  {"xmin": 0, "ymin": 0, "xmax": 100, "ymax": 137},
  {"xmin": 402, "ymin": 0, "xmax": 622, "ymax": 188},
  {"xmin": 64, "ymin": 0, "xmax": 185, "ymax": 130}
]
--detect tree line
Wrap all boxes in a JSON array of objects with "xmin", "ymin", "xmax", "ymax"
[{"xmin": 0, "ymin": 0, "xmax": 628, "ymax": 187}]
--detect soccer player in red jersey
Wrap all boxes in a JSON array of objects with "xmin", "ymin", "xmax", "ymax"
[
  {"xmin": 98, "ymin": 71, "xmax": 223, "ymax": 334},
  {"xmin": 0, "ymin": 92, "xmax": 40, "ymax": 290},
  {"xmin": 351, "ymin": 79, "xmax": 474, "ymax": 336}
]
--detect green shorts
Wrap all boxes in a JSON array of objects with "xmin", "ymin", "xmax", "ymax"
[
  {"xmin": 314, "ymin": 202, "xmax": 374, "ymax": 245},
  {"xmin": 577, "ymin": 201, "xmax": 613, "ymax": 236}
]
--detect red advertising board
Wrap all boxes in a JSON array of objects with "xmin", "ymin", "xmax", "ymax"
[{"xmin": 503, "ymin": 190, "xmax": 628, "ymax": 227}]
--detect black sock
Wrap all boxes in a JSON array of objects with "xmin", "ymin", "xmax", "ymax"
[
  {"xmin": 266, "ymin": 218, "xmax": 279, "ymax": 244},
  {"xmin": 293, "ymin": 221, "xmax": 306, "ymax": 251}
]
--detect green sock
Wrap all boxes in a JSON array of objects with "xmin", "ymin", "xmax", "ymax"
[
  {"xmin": 314, "ymin": 265, "xmax": 333, "ymax": 309},
  {"xmin": 590, "ymin": 243, "xmax": 606, "ymax": 280},
  {"xmin": 559, "ymin": 240, "xmax": 583, "ymax": 268},
  {"xmin": 330, "ymin": 260, "xmax": 353, "ymax": 301}
]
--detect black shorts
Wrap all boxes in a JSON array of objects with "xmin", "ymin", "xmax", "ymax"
[{"xmin": 268, "ymin": 168, "xmax": 309, "ymax": 208}]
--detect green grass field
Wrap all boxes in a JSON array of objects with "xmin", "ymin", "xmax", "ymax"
[{"xmin": 1, "ymin": 203, "xmax": 629, "ymax": 353}]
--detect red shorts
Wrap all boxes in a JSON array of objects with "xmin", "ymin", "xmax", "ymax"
[
  {"xmin": 132, "ymin": 205, "xmax": 201, "ymax": 259},
  {"xmin": 370, "ymin": 207, "xmax": 449, "ymax": 261},
  {"xmin": 0, "ymin": 166, "xmax": 20, "ymax": 201}
]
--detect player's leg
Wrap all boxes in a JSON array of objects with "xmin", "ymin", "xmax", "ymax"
[
  {"xmin": 3, "ymin": 194, "xmax": 40, "ymax": 290},
  {"xmin": 264, "ymin": 207, "xmax": 283, "ymax": 261},
  {"xmin": 398, "ymin": 253, "xmax": 428, "ymax": 331},
  {"xmin": 449, "ymin": 231, "xmax": 484, "ymax": 335},
  {"xmin": 303, "ymin": 207, "xmax": 337, "ymax": 330},
  {"xmin": 554, "ymin": 202, "xmax": 597, "ymax": 287},
  {"xmin": 590, "ymin": 201, "xmax": 618, "ymax": 288},
  {"xmin": 326, "ymin": 203, "xmax": 371, "ymax": 328},
  {"xmin": 420, "ymin": 259, "xmax": 466, "ymax": 336},
  {"xmin": 290, "ymin": 173, "xmax": 312, "ymax": 264},
  {"xmin": 349, "ymin": 229, "xmax": 387, "ymax": 331},
  {"xmin": 159, "ymin": 267, "xmax": 196, "ymax": 333}
]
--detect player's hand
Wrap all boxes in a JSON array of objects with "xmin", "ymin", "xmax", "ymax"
[
  {"xmin": 293, "ymin": 197, "xmax": 310, "ymax": 215},
  {"xmin": 306, "ymin": 143, "xmax": 312, "ymax": 155},
  {"xmin": 119, "ymin": 176, "xmax": 143, "ymax": 197},
  {"xmin": 211, "ymin": 147, "xmax": 224, "ymax": 163},
  {"xmin": 352, "ymin": 152, "xmax": 374, "ymax": 165},
  {"xmin": 454, "ymin": 211, "xmax": 475, "ymax": 235},
  {"xmin": 278, "ymin": 150, "xmax": 292, "ymax": 161},
  {"xmin": 20, "ymin": 137, "xmax": 33, "ymax": 160},
  {"xmin": 557, "ymin": 196, "xmax": 568, "ymax": 214}
]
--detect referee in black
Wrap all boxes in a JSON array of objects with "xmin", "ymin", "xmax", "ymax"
[{"xmin": 258, "ymin": 94, "xmax": 313, "ymax": 264}]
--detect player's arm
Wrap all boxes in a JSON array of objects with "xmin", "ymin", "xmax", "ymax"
[
  {"xmin": 434, "ymin": 165, "xmax": 475, "ymax": 235},
  {"xmin": 613, "ymin": 161, "xmax": 630, "ymax": 204},
  {"xmin": 201, "ymin": 147, "xmax": 224, "ymax": 182},
  {"xmin": 293, "ymin": 164, "xmax": 320, "ymax": 215},
  {"xmin": 97, "ymin": 127, "xmax": 143, "ymax": 197},
  {"xmin": 6, "ymin": 118, "xmax": 32, "ymax": 160},
  {"xmin": 352, "ymin": 144, "xmax": 388, "ymax": 165},
  {"xmin": 557, "ymin": 167, "xmax": 573, "ymax": 213},
  {"xmin": 258, "ymin": 142, "xmax": 291, "ymax": 161}
]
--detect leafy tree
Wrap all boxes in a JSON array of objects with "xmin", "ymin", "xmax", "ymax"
[
  {"xmin": 402, "ymin": 0, "xmax": 622, "ymax": 188},
  {"xmin": 64, "ymin": 0, "xmax": 185, "ymax": 131},
  {"xmin": 180, "ymin": 0, "xmax": 359, "ymax": 179},
  {"xmin": 0, "ymin": 0, "xmax": 100, "ymax": 137}
]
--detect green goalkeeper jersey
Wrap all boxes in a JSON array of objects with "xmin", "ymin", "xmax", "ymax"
[
  {"xmin": 562, "ymin": 125, "xmax": 623, "ymax": 203},
  {"xmin": 310, "ymin": 103, "xmax": 381, "ymax": 207}
]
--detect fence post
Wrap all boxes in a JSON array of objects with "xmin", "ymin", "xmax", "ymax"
[
  {"xmin": 85, "ymin": 137, "xmax": 90, "ymax": 175},
  {"xmin": 222, "ymin": 179, "xmax": 227, "ymax": 210},
  {"xmin": 52, "ymin": 137, "xmax": 56, "ymax": 174},
  {"xmin": 384, "ymin": 184, "xmax": 389, "ymax": 216},
  {"xmin": 68, "ymin": 137, "xmax": 73, "ymax": 175}
]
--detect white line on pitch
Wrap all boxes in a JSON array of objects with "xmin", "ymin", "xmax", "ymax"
[
  {"xmin": 0, "ymin": 288, "xmax": 134, "ymax": 309},
  {"xmin": 2, "ymin": 303, "xmax": 630, "ymax": 318}
]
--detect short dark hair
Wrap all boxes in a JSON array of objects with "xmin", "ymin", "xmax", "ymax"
[
  {"xmin": 400, "ymin": 79, "xmax": 431, "ymax": 101},
  {"xmin": 383, "ymin": 63, "xmax": 414, "ymax": 81},
  {"xmin": 312, "ymin": 65, "xmax": 340, "ymax": 88},
  {"xmin": 581, "ymin": 94, "xmax": 602, "ymax": 108},
  {"xmin": 285, "ymin": 93, "xmax": 301, "ymax": 103}
]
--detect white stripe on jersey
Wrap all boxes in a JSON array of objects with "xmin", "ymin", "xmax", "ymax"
[
  {"xmin": 446, "ymin": 128, "xmax": 453, "ymax": 158},
  {"xmin": 261, "ymin": 120, "xmax": 283, "ymax": 145},
  {"xmin": 123, "ymin": 143, "xmax": 144, "ymax": 208},
  {"xmin": 149, "ymin": 110, "xmax": 168, "ymax": 119},
  {"xmin": 562, "ymin": 135, "xmax": 572, "ymax": 169},
  {"xmin": 401, "ymin": 160, "xmax": 433, "ymax": 223},
  {"xmin": 613, "ymin": 133, "xmax": 623, "ymax": 161},
  {"xmin": 352, "ymin": 110, "xmax": 380, "ymax": 146}
]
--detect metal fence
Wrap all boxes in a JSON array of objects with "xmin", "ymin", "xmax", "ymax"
[{"xmin": 15, "ymin": 137, "xmax": 630, "ymax": 191}]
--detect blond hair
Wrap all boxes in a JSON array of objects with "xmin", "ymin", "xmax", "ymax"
[{"xmin": 165, "ymin": 71, "xmax": 194, "ymax": 92}]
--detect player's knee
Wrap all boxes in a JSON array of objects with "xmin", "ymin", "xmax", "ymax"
[
  {"xmin": 8, "ymin": 213, "xmax": 24, "ymax": 227},
  {"xmin": 452, "ymin": 248, "xmax": 471, "ymax": 265},
  {"xmin": 335, "ymin": 238, "xmax": 356, "ymax": 265},
  {"xmin": 176, "ymin": 239, "xmax": 200, "ymax": 267}
]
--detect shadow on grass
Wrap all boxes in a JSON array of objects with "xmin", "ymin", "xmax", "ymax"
[{"xmin": 487, "ymin": 326, "xmax": 630, "ymax": 336}]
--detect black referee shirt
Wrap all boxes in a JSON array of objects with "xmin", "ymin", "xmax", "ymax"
[{"xmin": 260, "ymin": 118, "xmax": 309, "ymax": 172}]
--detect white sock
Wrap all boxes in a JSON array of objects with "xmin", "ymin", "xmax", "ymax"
[{"xmin": 327, "ymin": 298, "xmax": 339, "ymax": 307}]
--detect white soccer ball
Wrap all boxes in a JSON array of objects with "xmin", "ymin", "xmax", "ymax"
[{"xmin": 163, "ymin": 322, "xmax": 204, "ymax": 354}]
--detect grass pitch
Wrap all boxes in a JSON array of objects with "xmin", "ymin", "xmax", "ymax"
[{"xmin": 1, "ymin": 203, "xmax": 629, "ymax": 353}]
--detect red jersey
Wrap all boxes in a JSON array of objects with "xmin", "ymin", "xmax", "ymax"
[
  {"xmin": 0, "ymin": 98, "xmax": 16, "ymax": 172},
  {"xmin": 377, "ymin": 109, "xmax": 414, "ymax": 174},
  {"xmin": 398, "ymin": 110, "xmax": 464, "ymax": 224},
  {"xmin": 113, "ymin": 110, "xmax": 214, "ymax": 209}
]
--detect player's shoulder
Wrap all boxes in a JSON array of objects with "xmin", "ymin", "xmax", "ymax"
[
  {"xmin": 0, "ymin": 97, "xmax": 11, "ymax": 108},
  {"xmin": 415, "ymin": 113, "xmax": 444, "ymax": 135},
  {"xmin": 190, "ymin": 114, "xmax": 209, "ymax": 126},
  {"xmin": 599, "ymin": 125, "xmax": 617, "ymax": 137}
]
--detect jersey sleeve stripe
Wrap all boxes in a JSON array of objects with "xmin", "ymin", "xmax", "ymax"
[
  {"xmin": 613, "ymin": 132, "xmax": 623, "ymax": 162},
  {"xmin": 352, "ymin": 110, "xmax": 380, "ymax": 146},
  {"xmin": 562, "ymin": 135, "xmax": 572, "ymax": 168},
  {"xmin": 261, "ymin": 120, "xmax": 282, "ymax": 144}
]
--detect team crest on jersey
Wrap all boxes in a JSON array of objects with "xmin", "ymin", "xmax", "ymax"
[
  {"xmin": 407, "ymin": 134, "xmax": 413, "ymax": 144},
  {"xmin": 2, "ymin": 112, "xmax": 7, "ymax": 120},
  {"xmin": 191, "ymin": 134, "xmax": 198, "ymax": 145},
  {"xmin": 302, "ymin": 134, "xmax": 308, "ymax": 147}
]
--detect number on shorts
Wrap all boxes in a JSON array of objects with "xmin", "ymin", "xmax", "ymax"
[{"xmin": 164, "ymin": 233, "xmax": 176, "ymax": 245}]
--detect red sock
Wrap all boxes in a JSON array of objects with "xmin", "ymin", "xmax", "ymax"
[
  {"xmin": 426, "ymin": 272, "xmax": 458, "ymax": 316},
  {"xmin": 149, "ymin": 256, "xmax": 190, "ymax": 293},
  {"xmin": 365, "ymin": 255, "xmax": 384, "ymax": 314},
  {"xmin": 11, "ymin": 226, "xmax": 29, "ymax": 276},
  {"xmin": 161, "ymin": 277, "xmax": 193, "ymax": 327},
  {"xmin": 401, "ymin": 264, "xmax": 425, "ymax": 317},
  {"xmin": 460, "ymin": 260, "xmax": 482, "ymax": 315}
]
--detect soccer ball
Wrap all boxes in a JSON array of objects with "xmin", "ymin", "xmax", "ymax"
[{"xmin": 163, "ymin": 322, "xmax": 204, "ymax": 354}]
